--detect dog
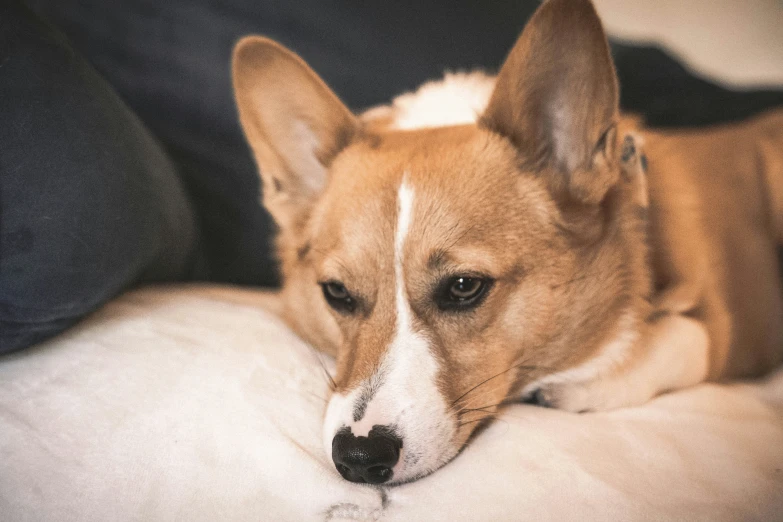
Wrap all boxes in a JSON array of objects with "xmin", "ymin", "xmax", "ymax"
[{"xmin": 232, "ymin": 0, "xmax": 783, "ymax": 485}]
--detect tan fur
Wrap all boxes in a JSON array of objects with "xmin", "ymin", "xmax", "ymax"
[
  {"xmin": 232, "ymin": 0, "xmax": 783, "ymax": 479},
  {"xmin": 644, "ymin": 110, "xmax": 783, "ymax": 379}
]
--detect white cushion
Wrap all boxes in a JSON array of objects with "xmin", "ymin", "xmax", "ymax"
[{"xmin": 1, "ymin": 286, "xmax": 782, "ymax": 521}]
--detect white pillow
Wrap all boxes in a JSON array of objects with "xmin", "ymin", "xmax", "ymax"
[{"xmin": 1, "ymin": 286, "xmax": 781, "ymax": 521}]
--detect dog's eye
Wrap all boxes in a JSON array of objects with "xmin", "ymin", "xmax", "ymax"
[
  {"xmin": 450, "ymin": 277, "xmax": 483, "ymax": 299},
  {"xmin": 321, "ymin": 281, "xmax": 356, "ymax": 314},
  {"xmin": 435, "ymin": 276, "xmax": 493, "ymax": 311}
]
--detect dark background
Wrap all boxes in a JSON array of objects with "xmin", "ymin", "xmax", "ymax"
[{"xmin": 23, "ymin": 0, "xmax": 783, "ymax": 286}]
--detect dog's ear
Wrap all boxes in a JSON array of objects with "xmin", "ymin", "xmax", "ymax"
[
  {"xmin": 481, "ymin": 0, "xmax": 619, "ymax": 204},
  {"xmin": 233, "ymin": 37, "xmax": 358, "ymax": 230}
]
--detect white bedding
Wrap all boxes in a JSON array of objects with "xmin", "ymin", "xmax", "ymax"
[{"xmin": 1, "ymin": 285, "xmax": 782, "ymax": 521}]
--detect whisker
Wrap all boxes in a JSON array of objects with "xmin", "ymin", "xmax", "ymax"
[
  {"xmin": 306, "ymin": 343, "xmax": 337, "ymax": 391},
  {"xmin": 457, "ymin": 418, "xmax": 511, "ymax": 449},
  {"xmin": 458, "ymin": 402, "xmax": 507, "ymax": 417},
  {"xmin": 457, "ymin": 417, "xmax": 492, "ymax": 428},
  {"xmin": 451, "ymin": 381, "xmax": 510, "ymax": 414},
  {"xmin": 451, "ymin": 362, "xmax": 544, "ymax": 407}
]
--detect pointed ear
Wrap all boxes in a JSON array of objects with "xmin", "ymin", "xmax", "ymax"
[
  {"xmin": 232, "ymin": 36, "xmax": 358, "ymax": 230},
  {"xmin": 481, "ymin": 0, "xmax": 619, "ymax": 203}
]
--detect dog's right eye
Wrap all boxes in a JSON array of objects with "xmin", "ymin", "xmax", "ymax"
[
  {"xmin": 321, "ymin": 281, "xmax": 356, "ymax": 314},
  {"xmin": 434, "ymin": 275, "xmax": 494, "ymax": 312}
]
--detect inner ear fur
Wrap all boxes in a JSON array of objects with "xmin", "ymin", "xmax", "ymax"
[
  {"xmin": 481, "ymin": 0, "xmax": 620, "ymax": 205},
  {"xmin": 232, "ymin": 36, "xmax": 358, "ymax": 230}
]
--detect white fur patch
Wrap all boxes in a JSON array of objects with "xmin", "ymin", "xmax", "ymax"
[
  {"xmin": 322, "ymin": 389, "xmax": 358, "ymax": 456},
  {"xmin": 321, "ymin": 180, "xmax": 456, "ymax": 483},
  {"xmin": 521, "ymin": 311, "xmax": 639, "ymax": 397},
  {"xmin": 363, "ymin": 71, "xmax": 496, "ymax": 130}
]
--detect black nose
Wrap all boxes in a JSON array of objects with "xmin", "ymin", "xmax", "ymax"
[{"xmin": 331, "ymin": 426, "xmax": 402, "ymax": 484}]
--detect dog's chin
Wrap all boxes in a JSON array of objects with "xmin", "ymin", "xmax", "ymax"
[{"xmin": 386, "ymin": 416, "xmax": 500, "ymax": 485}]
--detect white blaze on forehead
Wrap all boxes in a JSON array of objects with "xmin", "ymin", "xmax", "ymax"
[
  {"xmin": 322, "ymin": 178, "xmax": 457, "ymax": 482},
  {"xmin": 394, "ymin": 181, "xmax": 415, "ymax": 324}
]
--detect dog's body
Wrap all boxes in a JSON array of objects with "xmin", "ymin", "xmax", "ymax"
[
  {"xmin": 645, "ymin": 111, "xmax": 783, "ymax": 376},
  {"xmin": 233, "ymin": 0, "xmax": 783, "ymax": 484}
]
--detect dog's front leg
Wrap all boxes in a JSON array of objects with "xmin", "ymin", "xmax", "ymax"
[{"xmin": 528, "ymin": 314, "xmax": 710, "ymax": 413}]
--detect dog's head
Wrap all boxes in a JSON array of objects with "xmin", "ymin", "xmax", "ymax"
[{"xmin": 233, "ymin": 0, "xmax": 649, "ymax": 484}]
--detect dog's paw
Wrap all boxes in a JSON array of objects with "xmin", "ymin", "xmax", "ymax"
[
  {"xmin": 523, "ymin": 378, "xmax": 649, "ymax": 413},
  {"xmin": 523, "ymin": 382, "xmax": 600, "ymax": 413}
]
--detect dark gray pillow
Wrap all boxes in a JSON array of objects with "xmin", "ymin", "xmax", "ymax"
[{"xmin": 0, "ymin": 3, "xmax": 198, "ymax": 353}]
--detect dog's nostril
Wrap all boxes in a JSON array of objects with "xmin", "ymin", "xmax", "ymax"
[
  {"xmin": 331, "ymin": 426, "xmax": 402, "ymax": 484},
  {"xmin": 366, "ymin": 465, "xmax": 393, "ymax": 482}
]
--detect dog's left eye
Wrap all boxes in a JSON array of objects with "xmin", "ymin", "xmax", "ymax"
[
  {"xmin": 321, "ymin": 281, "xmax": 356, "ymax": 314},
  {"xmin": 435, "ymin": 276, "xmax": 493, "ymax": 311}
]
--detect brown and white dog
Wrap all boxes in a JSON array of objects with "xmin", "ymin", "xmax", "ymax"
[{"xmin": 232, "ymin": 0, "xmax": 783, "ymax": 485}]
